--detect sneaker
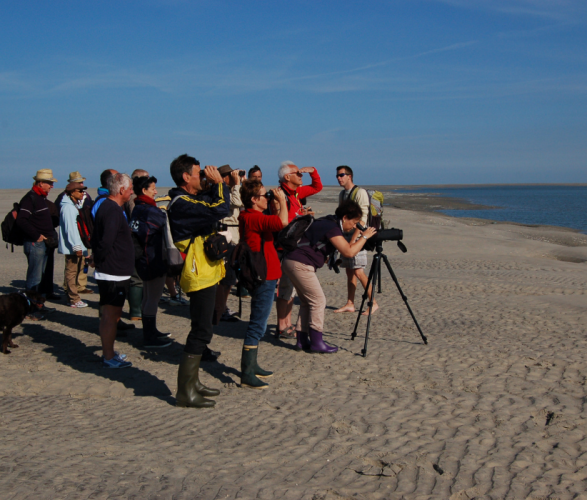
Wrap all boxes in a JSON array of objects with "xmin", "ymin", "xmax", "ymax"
[
  {"xmin": 114, "ymin": 351, "xmax": 127, "ymax": 360},
  {"xmin": 78, "ymin": 288, "xmax": 94, "ymax": 294},
  {"xmin": 144, "ymin": 336, "xmax": 172, "ymax": 349},
  {"xmin": 169, "ymin": 296, "xmax": 188, "ymax": 306},
  {"xmin": 71, "ymin": 300, "xmax": 88, "ymax": 308},
  {"xmin": 39, "ymin": 305, "xmax": 56, "ymax": 314},
  {"xmin": 103, "ymin": 355, "xmax": 132, "ymax": 368},
  {"xmin": 226, "ymin": 307, "xmax": 239, "ymax": 317},
  {"xmin": 159, "ymin": 296, "xmax": 170, "ymax": 303}
]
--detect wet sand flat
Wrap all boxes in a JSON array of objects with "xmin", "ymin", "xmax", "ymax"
[{"xmin": 1, "ymin": 187, "xmax": 587, "ymax": 499}]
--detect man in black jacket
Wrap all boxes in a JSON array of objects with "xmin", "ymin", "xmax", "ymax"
[
  {"xmin": 168, "ymin": 154, "xmax": 230, "ymax": 408},
  {"xmin": 92, "ymin": 173, "xmax": 134, "ymax": 368},
  {"xmin": 17, "ymin": 169, "xmax": 59, "ymax": 297}
]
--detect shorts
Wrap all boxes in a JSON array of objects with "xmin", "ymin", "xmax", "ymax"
[
  {"xmin": 277, "ymin": 271, "xmax": 297, "ymax": 301},
  {"xmin": 97, "ymin": 279, "xmax": 130, "ymax": 307},
  {"xmin": 340, "ymin": 249, "xmax": 368, "ymax": 270}
]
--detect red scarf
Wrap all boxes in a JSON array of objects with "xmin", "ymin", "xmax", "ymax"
[
  {"xmin": 136, "ymin": 194, "xmax": 157, "ymax": 207},
  {"xmin": 32, "ymin": 184, "xmax": 47, "ymax": 197}
]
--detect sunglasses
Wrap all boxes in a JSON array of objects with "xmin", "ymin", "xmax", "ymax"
[
  {"xmin": 259, "ymin": 193, "xmax": 271, "ymax": 199},
  {"xmin": 336, "ymin": 173, "xmax": 348, "ymax": 178},
  {"xmin": 288, "ymin": 171, "xmax": 303, "ymax": 177}
]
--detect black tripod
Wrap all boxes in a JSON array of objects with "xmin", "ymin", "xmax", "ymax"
[{"xmin": 351, "ymin": 240, "xmax": 427, "ymax": 356}]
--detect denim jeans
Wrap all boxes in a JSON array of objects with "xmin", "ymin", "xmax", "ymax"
[
  {"xmin": 244, "ymin": 279, "xmax": 277, "ymax": 346},
  {"xmin": 23, "ymin": 240, "xmax": 48, "ymax": 291}
]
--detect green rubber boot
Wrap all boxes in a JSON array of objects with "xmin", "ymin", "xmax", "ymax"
[
  {"xmin": 253, "ymin": 350, "xmax": 273, "ymax": 378},
  {"xmin": 176, "ymin": 353, "xmax": 219, "ymax": 408},
  {"xmin": 240, "ymin": 346, "xmax": 269, "ymax": 389},
  {"xmin": 128, "ymin": 285, "xmax": 143, "ymax": 321}
]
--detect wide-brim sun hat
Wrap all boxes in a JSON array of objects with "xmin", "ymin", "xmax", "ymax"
[
  {"xmin": 33, "ymin": 169, "xmax": 57, "ymax": 183},
  {"xmin": 218, "ymin": 164, "xmax": 234, "ymax": 176},
  {"xmin": 68, "ymin": 171, "xmax": 86, "ymax": 183},
  {"xmin": 65, "ymin": 182, "xmax": 88, "ymax": 193}
]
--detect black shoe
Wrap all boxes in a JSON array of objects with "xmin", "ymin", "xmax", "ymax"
[
  {"xmin": 201, "ymin": 346, "xmax": 221, "ymax": 362},
  {"xmin": 39, "ymin": 305, "xmax": 56, "ymax": 314},
  {"xmin": 144, "ymin": 336, "xmax": 172, "ymax": 349},
  {"xmin": 117, "ymin": 320, "xmax": 136, "ymax": 331},
  {"xmin": 220, "ymin": 311, "xmax": 239, "ymax": 322},
  {"xmin": 46, "ymin": 293, "xmax": 61, "ymax": 301}
]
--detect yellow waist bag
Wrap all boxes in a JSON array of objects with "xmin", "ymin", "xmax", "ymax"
[{"xmin": 175, "ymin": 235, "xmax": 225, "ymax": 294}]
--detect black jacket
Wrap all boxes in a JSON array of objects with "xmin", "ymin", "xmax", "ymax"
[
  {"xmin": 16, "ymin": 190, "xmax": 57, "ymax": 242},
  {"xmin": 167, "ymin": 184, "xmax": 231, "ymax": 244},
  {"xmin": 130, "ymin": 199, "xmax": 168, "ymax": 281},
  {"xmin": 92, "ymin": 198, "xmax": 134, "ymax": 277}
]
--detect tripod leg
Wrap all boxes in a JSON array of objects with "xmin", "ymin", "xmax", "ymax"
[
  {"xmin": 381, "ymin": 255, "xmax": 428, "ymax": 345},
  {"xmin": 361, "ymin": 259, "xmax": 379, "ymax": 357},
  {"xmin": 351, "ymin": 254, "xmax": 378, "ymax": 340},
  {"xmin": 377, "ymin": 256, "xmax": 382, "ymax": 293}
]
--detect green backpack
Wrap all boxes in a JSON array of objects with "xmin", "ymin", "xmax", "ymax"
[{"xmin": 348, "ymin": 186, "xmax": 385, "ymax": 230}]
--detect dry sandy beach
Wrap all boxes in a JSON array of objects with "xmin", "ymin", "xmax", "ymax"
[{"xmin": 1, "ymin": 186, "xmax": 587, "ymax": 499}]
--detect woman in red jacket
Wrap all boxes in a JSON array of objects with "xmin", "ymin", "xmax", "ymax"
[{"xmin": 238, "ymin": 180, "xmax": 288, "ymax": 389}]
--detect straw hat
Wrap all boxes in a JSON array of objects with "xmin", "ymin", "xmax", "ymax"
[
  {"xmin": 67, "ymin": 171, "xmax": 86, "ymax": 183},
  {"xmin": 33, "ymin": 169, "xmax": 57, "ymax": 183}
]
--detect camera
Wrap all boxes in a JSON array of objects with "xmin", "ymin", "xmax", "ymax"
[
  {"xmin": 214, "ymin": 221, "xmax": 229, "ymax": 232},
  {"xmin": 266, "ymin": 189, "xmax": 275, "ymax": 202},
  {"xmin": 356, "ymin": 224, "xmax": 406, "ymax": 253},
  {"xmin": 238, "ymin": 170, "xmax": 246, "ymax": 177}
]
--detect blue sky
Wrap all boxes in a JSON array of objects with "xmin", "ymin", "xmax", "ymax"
[{"xmin": 1, "ymin": 0, "xmax": 586, "ymax": 188}]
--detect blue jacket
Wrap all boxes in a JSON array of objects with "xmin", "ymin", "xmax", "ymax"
[
  {"xmin": 58, "ymin": 194, "xmax": 88, "ymax": 256},
  {"xmin": 91, "ymin": 187, "xmax": 110, "ymax": 220},
  {"xmin": 130, "ymin": 198, "xmax": 168, "ymax": 281}
]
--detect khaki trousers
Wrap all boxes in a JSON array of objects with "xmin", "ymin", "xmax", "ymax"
[
  {"xmin": 281, "ymin": 258, "xmax": 326, "ymax": 333},
  {"xmin": 64, "ymin": 254, "xmax": 83, "ymax": 304},
  {"xmin": 64, "ymin": 255, "xmax": 88, "ymax": 290}
]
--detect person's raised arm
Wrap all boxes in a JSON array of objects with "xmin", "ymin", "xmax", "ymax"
[
  {"xmin": 330, "ymin": 226, "xmax": 376, "ymax": 258},
  {"xmin": 202, "ymin": 165, "xmax": 231, "ymax": 219},
  {"xmin": 298, "ymin": 167, "xmax": 323, "ymax": 199},
  {"xmin": 273, "ymin": 188, "xmax": 289, "ymax": 228}
]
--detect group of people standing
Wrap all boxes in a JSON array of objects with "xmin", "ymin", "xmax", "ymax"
[{"xmin": 15, "ymin": 157, "xmax": 379, "ymax": 409}]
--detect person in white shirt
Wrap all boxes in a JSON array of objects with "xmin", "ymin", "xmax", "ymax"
[{"xmin": 334, "ymin": 166, "xmax": 378, "ymax": 316}]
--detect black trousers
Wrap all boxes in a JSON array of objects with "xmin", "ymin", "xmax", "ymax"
[{"xmin": 185, "ymin": 284, "xmax": 217, "ymax": 355}]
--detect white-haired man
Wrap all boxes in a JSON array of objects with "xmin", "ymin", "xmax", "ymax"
[
  {"xmin": 91, "ymin": 173, "xmax": 135, "ymax": 368},
  {"xmin": 272, "ymin": 161, "xmax": 322, "ymax": 338}
]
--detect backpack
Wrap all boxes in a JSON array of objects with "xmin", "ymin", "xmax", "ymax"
[
  {"xmin": 163, "ymin": 196, "xmax": 189, "ymax": 277},
  {"xmin": 76, "ymin": 204, "xmax": 94, "ymax": 250},
  {"xmin": 230, "ymin": 238, "xmax": 267, "ymax": 293},
  {"xmin": 347, "ymin": 186, "xmax": 384, "ymax": 230},
  {"xmin": 275, "ymin": 214, "xmax": 314, "ymax": 254},
  {"xmin": 1, "ymin": 202, "xmax": 25, "ymax": 251}
]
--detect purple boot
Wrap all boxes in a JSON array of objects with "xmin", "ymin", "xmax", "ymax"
[
  {"xmin": 295, "ymin": 330, "xmax": 311, "ymax": 351},
  {"xmin": 309, "ymin": 328, "xmax": 338, "ymax": 354}
]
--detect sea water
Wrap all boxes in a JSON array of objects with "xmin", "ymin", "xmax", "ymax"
[{"xmin": 397, "ymin": 185, "xmax": 587, "ymax": 234}]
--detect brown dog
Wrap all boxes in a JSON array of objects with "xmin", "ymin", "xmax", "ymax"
[{"xmin": 0, "ymin": 291, "xmax": 45, "ymax": 354}]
